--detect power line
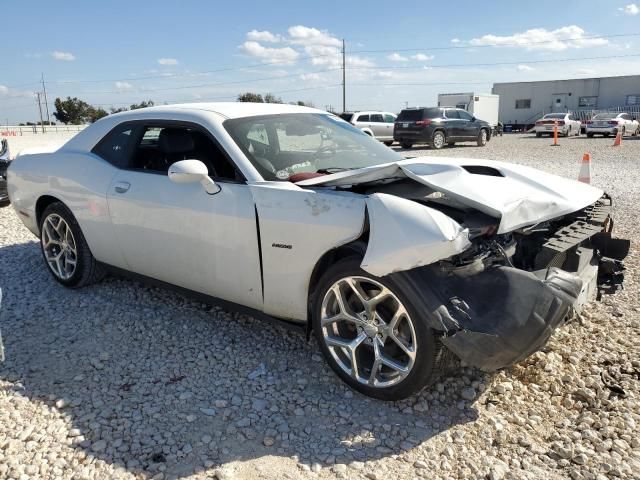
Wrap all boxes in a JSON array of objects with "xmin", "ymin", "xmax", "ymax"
[
  {"xmin": 347, "ymin": 52, "xmax": 640, "ymax": 70},
  {"xmin": 349, "ymin": 32, "xmax": 640, "ymax": 54},
  {"xmin": 45, "ymin": 68, "xmax": 342, "ymax": 96},
  {"xmin": 9, "ymin": 32, "xmax": 638, "ymax": 88}
]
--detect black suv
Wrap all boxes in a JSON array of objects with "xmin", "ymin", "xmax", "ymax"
[{"xmin": 394, "ymin": 107, "xmax": 491, "ymax": 149}]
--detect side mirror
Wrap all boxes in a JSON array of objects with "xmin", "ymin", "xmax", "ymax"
[
  {"xmin": 471, "ymin": 116, "xmax": 476, "ymax": 122},
  {"xmin": 168, "ymin": 159, "xmax": 220, "ymax": 194}
]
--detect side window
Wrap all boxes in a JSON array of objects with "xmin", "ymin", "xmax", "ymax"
[
  {"xmin": 356, "ymin": 114, "xmax": 370, "ymax": 122},
  {"xmin": 384, "ymin": 114, "xmax": 395, "ymax": 123},
  {"xmin": 370, "ymin": 114, "xmax": 384, "ymax": 123},
  {"xmin": 458, "ymin": 110, "xmax": 474, "ymax": 121},
  {"xmin": 446, "ymin": 109, "xmax": 460, "ymax": 119},
  {"xmin": 128, "ymin": 125, "xmax": 239, "ymax": 180},
  {"xmin": 92, "ymin": 124, "xmax": 136, "ymax": 168}
]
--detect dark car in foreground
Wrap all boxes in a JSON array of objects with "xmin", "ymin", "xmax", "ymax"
[
  {"xmin": 394, "ymin": 107, "xmax": 492, "ymax": 149},
  {"xmin": 0, "ymin": 139, "xmax": 11, "ymax": 206}
]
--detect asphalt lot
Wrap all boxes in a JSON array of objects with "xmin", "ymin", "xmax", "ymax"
[{"xmin": 0, "ymin": 133, "xmax": 638, "ymax": 480}]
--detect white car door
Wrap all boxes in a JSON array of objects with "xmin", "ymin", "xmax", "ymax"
[
  {"xmin": 369, "ymin": 113, "xmax": 387, "ymax": 139},
  {"xmin": 105, "ymin": 122, "xmax": 263, "ymax": 310}
]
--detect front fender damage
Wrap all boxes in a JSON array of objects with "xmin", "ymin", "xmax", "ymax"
[
  {"xmin": 417, "ymin": 266, "xmax": 582, "ymax": 371},
  {"xmin": 361, "ymin": 193, "xmax": 471, "ymax": 276}
]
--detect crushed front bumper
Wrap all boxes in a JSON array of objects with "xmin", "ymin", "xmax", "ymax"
[
  {"xmin": 412, "ymin": 195, "xmax": 629, "ymax": 371},
  {"xmin": 430, "ymin": 266, "xmax": 582, "ymax": 371}
]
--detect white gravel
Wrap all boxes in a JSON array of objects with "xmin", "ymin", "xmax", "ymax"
[{"xmin": 0, "ymin": 134, "xmax": 638, "ymax": 480}]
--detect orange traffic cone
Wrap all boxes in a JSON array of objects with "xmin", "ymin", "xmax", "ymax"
[
  {"xmin": 613, "ymin": 130, "xmax": 622, "ymax": 147},
  {"xmin": 579, "ymin": 153, "xmax": 591, "ymax": 184}
]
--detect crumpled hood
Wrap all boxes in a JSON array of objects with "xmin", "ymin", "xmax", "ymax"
[{"xmin": 296, "ymin": 157, "xmax": 604, "ymax": 233}]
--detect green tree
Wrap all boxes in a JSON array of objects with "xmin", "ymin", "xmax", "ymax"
[
  {"xmin": 264, "ymin": 93, "xmax": 283, "ymax": 104},
  {"xmin": 110, "ymin": 106, "xmax": 128, "ymax": 114},
  {"xmin": 237, "ymin": 92, "xmax": 264, "ymax": 103},
  {"xmin": 88, "ymin": 107, "xmax": 108, "ymax": 123},
  {"xmin": 129, "ymin": 100, "xmax": 154, "ymax": 110},
  {"xmin": 53, "ymin": 97, "xmax": 92, "ymax": 124}
]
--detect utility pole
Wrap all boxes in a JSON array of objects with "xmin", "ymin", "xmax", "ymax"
[
  {"xmin": 342, "ymin": 39, "xmax": 346, "ymax": 113},
  {"xmin": 36, "ymin": 92, "xmax": 45, "ymax": 133},
  {"xmin": 41, "ymin": 73, "xmax": 50, "ymax": 128}
]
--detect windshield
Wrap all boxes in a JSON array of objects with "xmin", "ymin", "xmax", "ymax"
[
  {"xmin": 592, "ymin": 113, "xmax": 617, "ymax": 120},
  {"xmin": 543, "ymin": 113, "xmax": 566, "ymax": 119},
  {"xmin": 224, "ymin": 113, "xmax": 403, "ymax": 181}
]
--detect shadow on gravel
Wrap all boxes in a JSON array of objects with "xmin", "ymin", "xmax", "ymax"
[{"xmin": 0, "ymin": 241, "xmax": 481, "ymax": 478}]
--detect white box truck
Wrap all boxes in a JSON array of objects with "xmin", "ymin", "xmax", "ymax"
[{"xmin": 438, "ymin": 93, "xmax": 500, "ymax": 129}]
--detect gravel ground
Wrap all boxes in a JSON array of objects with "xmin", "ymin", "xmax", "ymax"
[{"xmin": 0, "ymin": 134, "xmax": 638, "ymax": 480}]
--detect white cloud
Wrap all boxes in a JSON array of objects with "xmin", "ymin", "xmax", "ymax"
[
  {"xmin": 411, "ymin": 53, "xmax": 434, "ymax": 61},
  {"xmin": 517, "ymin": 64, "xmax": 534, "ymax": 72},
  {"xmin": 288, "ymin": 25, "xmax": 342, "ymax": 47},
  {"xmin": 115, "ymin": 81, "xmax": 134, "ymax": 91},
  {"xmin": 247, "ymin": 30, "xmax": 282, "ymax": 43},
  {"xmin": 387, "ymin": 53, "xmax": 409, "ymax": 62},
  {"xmin": 0, "ymin": 85, "xmax": 8, "ymax": 95},
  {"xmin": 576, "ymin": 68, "xmax": 596, "ymax": 76},
  {"xmin": 620, "ymin": 3, "xmax": 639, "ymax": 15},
  {"xmin": 375, "ymin": 71, "xmax": 394, "ymax": 79},
  {"xmin": 240, "ymin": 41, "xmax": 299, "ymax": 64},
  {"xmin": 300, "ymin": 72, "xmax": 322, "ymax": 82},
  {"xmin": 468, "ymin": 26, "xmax": 608, "ymax": 50},
  {"xmin": 451, "ymin": 38, "xmax": 461, "ymax": 44},
  {"xmin": 158, "ymin": 58, "xmax": 179, "ymax": 65},
  {"xmin": 52, "ymin": 51, "xmax": 75, "ymax": 61}
]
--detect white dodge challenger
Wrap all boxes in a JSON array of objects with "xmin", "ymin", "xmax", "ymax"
[{"xmin": 7, "ymin": 103, "xmax": 628, "ymax": 400}]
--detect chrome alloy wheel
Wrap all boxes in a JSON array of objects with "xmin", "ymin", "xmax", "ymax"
[
  {"xmin": 320, "ymin": 276, "xmax": 417, "ymax": 388},
  {"xmin": 433, "ymin": 131, "xmax": 445, "ymax": 149},
  {"xmin": 41, "ymin": 214, "xmax": 78, "ymax": 280}
]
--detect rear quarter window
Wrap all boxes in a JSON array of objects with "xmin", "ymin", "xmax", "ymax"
[
  {"xmin": 397, "ymin": 108, "xmax": 442, "ymax": 121},
  {"xmin": 91, "ymin": 124, "xmax": 138, "ymax": 168}
]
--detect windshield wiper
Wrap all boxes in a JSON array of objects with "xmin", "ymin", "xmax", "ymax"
[{"xmin": 316, "ymin": 167, "xmax": 355, "ymax": 174}]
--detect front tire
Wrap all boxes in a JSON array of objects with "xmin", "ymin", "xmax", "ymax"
[
  {"xmin": 477, "ymin": 128, "xmax": 488, "ymax": 146},
  {"xmin": 39, "ymin": 202, "xmax": 105, "ymax": 288},
  {"xmin": 383, "ymin": 141, "xmax": 393, "ymax": 146},
  {"xmin": 400, "ymin": 141, "xmax": 413, "ymax": 149},
  {"xmin": 312, "ymin": 257, "xmax": 442, "ymax": 400}
]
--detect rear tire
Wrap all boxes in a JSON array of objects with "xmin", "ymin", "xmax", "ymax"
[
  {"xmin": 604, "ymin": 133, "xmax": 610, "ymax": 138},
  {"xmin": 400, "ymin": 142, "xmax": 413, "ymax": 149},
  {"xmin": 39, "ymin": 202, "xmax": 105, "ymax": 288},
  {"xmin": 383, "ymin": 141, "xmax": 393, "ymax": 146},
  {"xmin": 476, "ymin": 129, "xmax": 488, "ymax": 147},
  {"xmin": 312, "ymin": 256, "xmax": 442, "ymax": 400},
  {"xmin": 535, "ymin": 132, "xmax": 542, "ymax": 138},
  {"xmin": 431, "ymin": 130, "xmax": 446, "ymax": 149},
  {"xmin": 587, "ymin": 133, "xmax": 594, "ymax": 138}
]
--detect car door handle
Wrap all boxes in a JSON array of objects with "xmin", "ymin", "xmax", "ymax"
[{"xmin": 114, "ymin": 181, "xmax": 130, "ymax": 194}]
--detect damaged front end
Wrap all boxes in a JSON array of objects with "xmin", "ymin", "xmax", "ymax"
[{"xmin": 396, "ymin": 195, "xmax": 630, "ymax": 371}]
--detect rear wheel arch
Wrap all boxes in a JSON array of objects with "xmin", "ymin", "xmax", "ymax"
[{"xmin": 36, "ymin": 195, "xmax": 64, "ymax": 230}]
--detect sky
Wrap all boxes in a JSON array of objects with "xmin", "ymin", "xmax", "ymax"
[{"xmin": 2, "ymin": 0, "xmax": 640, "ymax": 123}]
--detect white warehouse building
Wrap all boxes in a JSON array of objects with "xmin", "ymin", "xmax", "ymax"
[{"xmin": 492, "ymin": 74, "xmax": 640, "ymax": 128}]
